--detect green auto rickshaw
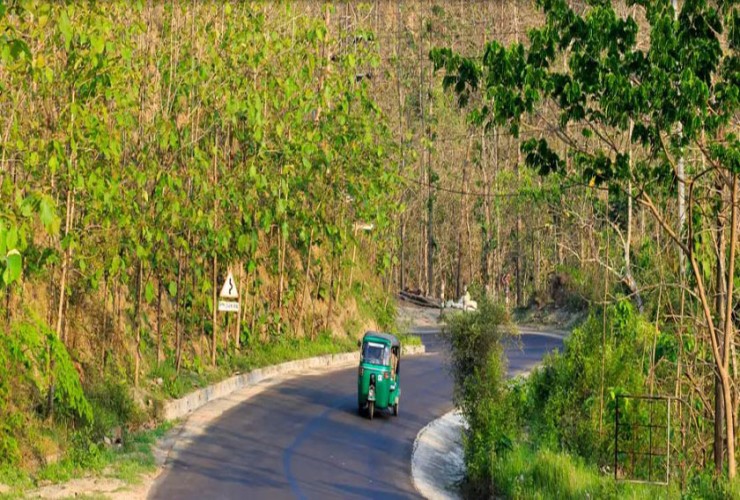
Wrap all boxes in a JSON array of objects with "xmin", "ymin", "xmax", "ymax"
[{"xmin": 357, "ymin": 331, "xmax": 401, "ymax": 420}]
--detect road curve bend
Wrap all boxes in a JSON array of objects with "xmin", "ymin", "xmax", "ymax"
[{"xmin": 150, "ymin": 328, "xmax": 563, "ymax": 500}]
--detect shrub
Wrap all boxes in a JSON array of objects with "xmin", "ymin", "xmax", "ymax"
[
  {"xmin": 87, "ymin": 380, "xmax": 146, "ymax": 440},
  {"xmin": 0, "ymin": 319, "xmax": 92, "ymax": 466},
  {"xmin": 442, "ymin": 299, "xmax": 514, "ymax": 498},
  {"xmin": 524, "ymin": 299, "xmax": 652, "ymax": 465}
]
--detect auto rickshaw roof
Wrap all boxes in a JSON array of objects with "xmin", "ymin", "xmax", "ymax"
[{"xmin": 362, "ymin": 331, "xmax": 400, "ymax": 347}]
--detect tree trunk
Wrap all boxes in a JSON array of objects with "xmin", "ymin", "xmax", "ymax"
[
  {"xmin": 348, "ymin": 237, "xmax": 358, "ymax": 293},
  {"xmin": 212, "ymin": 253, "xmax": 218, "ymax": 366},
  {"xmin": 300, "ymin": 227, "xmax": 314, "ymax": 322},
  {"xmin": 49, "ymin": 184, "xmax": 74, "ymax": 420},
  {"xmin": 716, "ymin": 376, "xmax": 725, "ymax": 472},
  {"xmin": 465, "ymin": 183, "xmax": 474, "ymax": 289},
  {"xmin": 715, "ymin": 179, "xmax": 728, "ymax": 473},
  {"xmin": 134, "ymin": 260, "xmax": 143, "ymax": 388},
  {"xmin": 599, "ymin": 192, "xmax": 610, "ymax": 434},
  {"xmin": 396, "ymin": 0, "xmax": 406, "ymax": 293},
  {"xmin": 56, "ymin": 188, "xmax": 74, "ymax": 343},
  {"xmin": 101, "ymin": 278, "xmax": 109, "ymax": 375},
  {"xmin": 480, "ymin": 128, "xmax": 493, "ymax": 287},
  {"xmin": 722, "ymin": 174, "xmax": 738, "ymax": 477},
  {"xmin": 236, "ymin": 263, "xmax": 244, "ymax": 349},
  {"xmin": 156, "ymin": 280, "xmax": 163, "ymax": 365},
  {"xmin": 212, "ymin": 131, "xmax": 219, "ymax": 366},
  {"xmin": 515, "ymin": 157, "xmax": 522, "ymax": 307},
  {"xmin": 418, "ymin": 7, "xmax": 428, "ymax": 295},
  {"xmin": 624, "ymin": 124, "xmax": 643, "ymax": 312},
  {"xmin": 175, "ymin": 249, "xmax": 183, "ymax": 373},
  {"xmin": 326, "ymin": 253, "xmax": 336, "ymax": 330},
  {"xmin": 514, "ymin": 2, "xmax": 523, "ymax": 309}
]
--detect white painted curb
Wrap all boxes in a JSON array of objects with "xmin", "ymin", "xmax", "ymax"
[
  {"xmin": 162, "ymin": 344, "xmax": 427, "ymax": 421},
  {"xmin": 412, "ymin": 410, "xmax": 465, "ymax": 500}
]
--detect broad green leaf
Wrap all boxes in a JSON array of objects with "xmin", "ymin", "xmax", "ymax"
[
  {"xmin": 4, "ymin": 249, "xmax": 22, "ymax": 285},
  {"xmin": 39, "ymin": 195, "xmax": 60, "ymax": 235},
  {"xmin": 6, "ymin": 226, "xmax": 18, "ymax": 250},
  {"xmin": 110, "ymin": 256, "xmax": 121, "ymax": 276},
  {"xmin": 58, "ymin": 10, "xmax": 73, "ymax": 50}
]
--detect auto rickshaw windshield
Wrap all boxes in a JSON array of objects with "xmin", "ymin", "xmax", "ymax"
[{"xmin": 362, "ymin": 341, "xmax": 390, "ymax": 366}]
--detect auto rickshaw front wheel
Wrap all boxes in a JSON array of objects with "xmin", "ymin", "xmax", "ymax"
[
  {"xmin": 368, "ymin": 401, "xmax": 375, "ymax": 420},
  {"xmin": 393, "ymin": 401, "xmax": 399, "ymax": 416}
]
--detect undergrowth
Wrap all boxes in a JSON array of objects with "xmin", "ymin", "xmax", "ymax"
[
  {"xmin": 490, "ymin": 444, "xmax": 680, "ymax": 499},
  {"xmin": 0, "ymin": 421, "xmax": 171, "ymax": 493},
  {"xmin": 489, "ymin": 443, "xmax": 740, "ymax": 499},
  {"xmin": 446, "ymin": 297, "xmax": 740, "ymax": 499}
]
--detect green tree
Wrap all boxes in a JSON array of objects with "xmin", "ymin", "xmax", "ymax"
[{"xmin": 433, "ymin": 0, "xmax": 739, "ymax": 477}]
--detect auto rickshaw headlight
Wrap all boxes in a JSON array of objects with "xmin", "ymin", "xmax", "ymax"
[
  {"xmin": 370, "ymin": 373, "xmax": 376, "ymax": 384},
  {"xmin": 384, "ymin": 371, "xmax": 390, "ymax": 380}
]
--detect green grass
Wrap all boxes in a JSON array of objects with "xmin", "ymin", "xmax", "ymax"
[
  {"xmin": 488, "ymin": 443, "xmax": 740, "ymax": 499},
  {"xmin": 148, "ymin": 332, "xmax": 359, "ymax": 400},
  {"xmin": 491, "ymin": 444, "xmax": 679, "ymax": 499},
  {"xmin": 0, "ymin": 464, "xmax": 32, "ymax": 489},
  {"xmin": 399, "ymin": 333, "xmax": 422, "ymax": 346},
  {"xmin": 351, "ymin": 280, "xmax": 396, "ymax": 330},
  {"xmin": 0, "ymin": 422, "xmax": 171, "ymax": 495},
  {"xmin": 244, "ymin": 332, "xmax": 357, "ymax": 366}
]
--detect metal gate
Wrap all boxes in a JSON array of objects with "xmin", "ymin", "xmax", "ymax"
[{"xmin": 614, "ymin": 394, "xmax": 671, "ymax": 484}]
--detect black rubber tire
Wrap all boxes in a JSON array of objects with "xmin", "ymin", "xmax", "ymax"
[
  {"xmin": 368, "ymin": 401, "xmax": 375, "ymax": 420},
  {"xmin": 393, "ymin": 401, "xmax": 399, "ymax": 417},
  {"xmin": 358, "ymin": 404, "xmax": 363, "ymax": 416}
]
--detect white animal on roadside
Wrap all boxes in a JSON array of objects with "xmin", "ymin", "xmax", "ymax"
[
  {"xmin": 443, "ymin": 287, "xmax": 478, "ymax": 312},
  {"xmin": 462, "ymin": 290, "xmax": 477, "ymax": 311}
]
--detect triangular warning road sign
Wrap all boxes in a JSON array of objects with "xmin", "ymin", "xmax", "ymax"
[{"xmin": 220, "ymin": 271, "xmax": 239, "ymax": 299}]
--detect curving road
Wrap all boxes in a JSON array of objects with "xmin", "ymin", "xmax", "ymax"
[{"xmin": 150, "ymin": 326, "xmax": 563, "ymax": 500}]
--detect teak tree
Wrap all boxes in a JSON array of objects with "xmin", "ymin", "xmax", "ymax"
[{"xmin": 0, "ymin": 1, "xmax": 399, "ymax": 426}]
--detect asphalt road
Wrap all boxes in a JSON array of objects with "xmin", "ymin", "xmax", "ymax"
[{"xmin": 150, "ymin": 327, "xmax": 564, "ymax": 500}]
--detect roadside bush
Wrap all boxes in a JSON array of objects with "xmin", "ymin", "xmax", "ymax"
[
  {"xmin": 524, "ymin": 299, "xmax": 651, "ymax": 465},
  {"xmin": 685, "ymin": 471, "xmax": 740, "ymax": 499},
  {"xmin": 447, "ymin": 298, "xmax": 659, "ymax": 498},
  {"xmin": 0, "ymin": 319, "xmax": 92, "ymax": 466},
  {"xmin": 442, "ymin": 299, "xmax": 514, "ymax": 498},
  {"xmin": 87, "ymin": 380, "xmax": 147, "ymax": 440}
]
